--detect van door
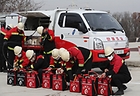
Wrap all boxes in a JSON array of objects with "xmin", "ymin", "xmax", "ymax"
[{"xmin": 55, "ymin": 13, "xmax": 89, "ymax": 48}]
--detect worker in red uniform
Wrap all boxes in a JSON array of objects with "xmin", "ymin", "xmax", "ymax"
[
  {"xmin": 60, "ymin": 47, "xmax": 93, "ymax": 81},
  {"xmin": 0, "ymin": 24, "xmax": 13, "ymax": 72},
  {"xmin": 4, "ymin": 22, "xmax": 26, "ymax": 70},
  {"xmin": 47, "ymin": 48, "xmax": 65, "ymax": 73},
  {"xmin": 13, "ymin": 46, "xmax": 29, "ymax": 71},
  {"xmin": 26, "ymin": 50, "xmax": 48, "ymax": 84},
  {"xmin": 37, "ymin": 26, "xmax": 55, "ymax": 68},
  {"xmin": 100, "ymin": 46, "xmax": 132, "ymax": 95}
]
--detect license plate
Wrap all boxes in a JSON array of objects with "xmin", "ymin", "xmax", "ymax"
[{"xmin": 114, "ymin": 50, "xmax": 124, "ymax": 54}]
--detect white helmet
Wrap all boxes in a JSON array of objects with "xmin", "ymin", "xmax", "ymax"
[
  {"xmin": 60, "ymin": 51, "xmax": 70, "ymax": 62},
  {"xmin": 26, "ymin": 50, "xmax": 35, "ymax": 60},
  {"xmin": 104, "ymin": 46, "xmax": 114, "ymax": 57},
  {"xmin": 52, "ymin": 48, "xmax": 59, "ymax": 59},
  {"xmin": 58, "ymin": 48, "xmax": 67, "ymax": 57},
  {"xmin": 17, "ymin": 22, "xmax": 24, "ymax": 30},
  {"xmin": 37, "ymin": 26, "xmax": 44, "ymax": 35},
  {"xmin": 14, "ymin": 46, "xmax": 22, "ymax": 55}
]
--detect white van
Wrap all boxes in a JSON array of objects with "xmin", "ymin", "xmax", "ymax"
[{"xmin": 8, "ymin": 8, "xmax": 130, "ymax": 68}]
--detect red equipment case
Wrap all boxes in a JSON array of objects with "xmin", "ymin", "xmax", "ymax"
[
  {"xmin": 52, "ymin": 74, "xmax": 67, "ymax": 91},
  {"xmin": 97, "ymin": 77, "xmax": 112, "ymax": 96},
  {"xmin": 26, "ymin": 71, "xmax": 40, "ymax": 88},
  {"xmin": 69, "ymin": 75, "xmax": 82, "ymax": 93},
  {"xmin": 81, "ymin": 74, "xmax": 98, "ymax": 96},
  {"xmin": 42, "ymin": 71, "xmax": 53, "ymax": 88}
]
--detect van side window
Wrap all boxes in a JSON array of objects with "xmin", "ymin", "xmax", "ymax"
[{"xmin": 58, "ymin": 13, "xmax": 87, "ymax": 33}]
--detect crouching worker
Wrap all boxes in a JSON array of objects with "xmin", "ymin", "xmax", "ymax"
[
  {"xmin": 100, "ymin": 46, "xmax": 132, "ymax": 95},
  {"xmin": 46, "ymin": 48, "xmax": 65, "ymax": 73},
  {"xmin": 13, "ymin": 46, "xmax": 29, "ymax": 71},
  {"xmin": 60, "ymin": 47, "xmax": 93, "ymax": 81},
  {"xmin": 26, "ymin": 50, "xmax": 49, "ymax": 84}
]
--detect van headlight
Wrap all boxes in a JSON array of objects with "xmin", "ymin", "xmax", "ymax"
[{"xmin": 93, "ymin": 38, "xmax": 104, "ymax": 50}]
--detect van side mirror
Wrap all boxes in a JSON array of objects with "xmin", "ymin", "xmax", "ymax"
[{"xmin": 78, "ymin": 22, "xmax": 87, "ymax": 33}]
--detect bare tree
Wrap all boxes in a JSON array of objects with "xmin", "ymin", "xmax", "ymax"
[
  {"xmin": 132, "ymin": 13, "xmax": 140, "ymax": 38},
  {"xmin": 112, "ymin": 12, "xmax": 135, "ymax": 41},
  {"xmin": 0, "ymin": 0, "xmax": 7, "ymax": 12},
  {"xmin": 0, "ymin": 0, "xmax": 42, "ymax": 13}
]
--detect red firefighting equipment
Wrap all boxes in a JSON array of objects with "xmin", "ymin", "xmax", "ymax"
[
  {"xmin": 70, "ymin": 75, "xmax": 82, "ymax": 93},
  {"xmin": 26, "ymin": 70, "xmax": 41, "ymax": 88},
  {"xmin": 97, "ymin": 77, "xmax": 112, "ymax": 96},
  {"xmin": 52, "ymin": 74, "xmax": 68, "ymax": 91},
  {"xmin": 42, "ymin": 71, "xmax": 53, "ymax": 88},
  {"xmin": 81, "ymin": 74, "xmax": 98, "ymax": 96}
]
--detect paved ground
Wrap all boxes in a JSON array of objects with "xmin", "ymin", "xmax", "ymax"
[
  {"xmin": 0, "ymin": 67, "xmax": 140, "ymax": 96},
  {"xmin": 0, "ymin": 42, "xmax": 140, "ymax": 96},
  {"xmin": 126, "ymin": 42, "xmax": 140, "ymax": 67}
]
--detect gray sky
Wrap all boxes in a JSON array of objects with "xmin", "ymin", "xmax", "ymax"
[{"xmin": 34, "ymin": 0, "xmax": 140, "ymax": 13}]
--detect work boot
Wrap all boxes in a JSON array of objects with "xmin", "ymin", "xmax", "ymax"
[
  {"xmin": 114, "ymin": 89, "xmax": 124, "ymax": 95},
  {"xmin": 123, "ymin": 84, "xmax": 127, "ymax": 90}
]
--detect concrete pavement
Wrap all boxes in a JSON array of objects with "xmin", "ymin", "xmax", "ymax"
[
  {"xmin": 126, "ymin": 42, "xmax": 140, "ymax": 67},
  {"xmin": 0, "ymin": 67, "xmax": 140, "ymax": 96}
]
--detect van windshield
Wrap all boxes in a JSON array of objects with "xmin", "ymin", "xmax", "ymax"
[{"xmin": 83, "ymin": 13, "xmax": 123, "ymax": 31}]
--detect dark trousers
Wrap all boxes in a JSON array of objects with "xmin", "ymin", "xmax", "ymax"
[
  {"xmin": 7, "ymin": 49, "xmax": 15, "ymax": 69},
  {"xmin": 0, "ymin": 47, "xmax": 7, "ymax": 71},
  {"xmin": 84, "ymin": 56, "xmax": 92, "ymax": 73},
  {"xmin": 38, "ymin": 69, "xmax": 43, "ymax": 84},
  {"xmin": 44, "ymin": 54, "xmax": 51, "ymax": 68},
  {"xmin": 111, "ymin": 74, "xmax": 129, "ymax": 90}
]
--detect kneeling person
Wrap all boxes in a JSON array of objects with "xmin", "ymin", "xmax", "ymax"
[{"xmin": 13, "ymin": 46, "xmax": 29, "ymax": 71}]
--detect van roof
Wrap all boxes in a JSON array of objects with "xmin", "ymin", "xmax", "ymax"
[{"xmin": 18, "ymin": 8, "xmax": 108, "ymax": 17}]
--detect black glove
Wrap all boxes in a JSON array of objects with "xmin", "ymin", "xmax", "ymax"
[{"xmin": 76, "ymin": 67, "xmax": 83, "ymax": 75}]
